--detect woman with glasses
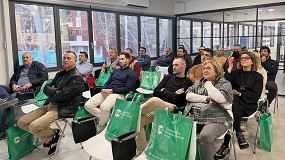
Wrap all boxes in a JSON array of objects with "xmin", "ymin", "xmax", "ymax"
[
  {"xmin": 184, "ymin": 60, "xmax": 233, "ymax": 160},
  {"xmin": 216, "ymin": 51, "xmax": 263, "ymax": 158}
]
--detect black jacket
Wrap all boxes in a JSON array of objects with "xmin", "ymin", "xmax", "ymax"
[
  {"xmin": 44, "ymin": 67, "xmax": 84, "ymax": 118},
  {"xmin": 261, "ymin": 57, "xmax": 279, "ymax": 81},
  {"xmin": 192, "ymin": 54, "xmax": 201, "ymax": 67},
  {"xmin": 9, "ymin": 61, "xmax": 48, "ymax": 90},
  {"xmin": 168, "ymin": 54, "xmax": 192, "ymax": 75}
]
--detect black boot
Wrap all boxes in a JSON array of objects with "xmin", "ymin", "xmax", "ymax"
[
  {"xmin": 214, "ymin": 133, "xmax": 231, "ymax": 159},
  {"xmin": 47, "ymin": 129, "xmax": 60, "ymax": 155},
  {"xmin": 236, "ymin": 132, "xmax": 249, "ymax": 150}
]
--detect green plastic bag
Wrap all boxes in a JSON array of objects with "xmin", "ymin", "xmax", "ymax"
[
  {"xmin": 96, "ymin": 66, "xmax": 112, "ymax": 87},
  {"xmin": 140, "ymin": 68, "xmax": 161, "ymax": 90},
  {"xmin": 6, "ymin": 124, "xmax": 35, "ymax": 160},
  {"xmin": 105, "ymin": 93, "xmax": 141, "ymax": 141},
  {"xmin": 34, "ymin": 79, "xmax": 52, "ymax": 107},
  {"xmin": 73, "ymin": 106, "xmax": 93, "ymax": 121},
  {"xmin": 145, "ymin": 109, "xmax": 194, "ymax": 160},
  {"xmin": 260, "ymin": 112, "xmax": 273, "ymax": 152}
]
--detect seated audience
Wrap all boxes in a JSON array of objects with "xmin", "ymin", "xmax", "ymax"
[
  {"xmin": 0, "ymin": 52, "xmax": 48, "ymax": 140},
  {"xmin": 18, "ymin": 51, "xmax": 84, "ymax": 155},
  {"xmin": 168, "ymin": 47, "xmax": 192, "ymax": 75},
  {"xmin": 76, "ymin": 51, "xmax": 93, "ymax": 80},
  {"xmin": 222, "ymin": 51, "xmax": 263, "ymax": 150},
  {"xmin": 188, "ymin": 48, "xmax": 213, "ymax": 83},
  {"xmin": 213, "ymin": 47, "xmax": 227, "ymax": 66},
  {"xmin": 76, "ymin": 52, "xmax": 95, "ymax": 87},
  {"xmin": 136, "ymin": 58, "xmax": 192, "ymax": 154},
  {"xmin": 156, "ymin": 47, "xmax": 174, "ymax": 67},
  {"xmin": 125, "ymin": 48, "xmax": 142, "ymax": 87},
  {"xmin": 84, "ymin": 52, "xmax": 137, "ymax": 133},
  {"xmin": 192, "ymin": 45, "xmax": 205, "ymax": 67},
  {"xmin": 260, "ymin": 46, "xmax": 279, "ymax": 106},
  {"xmin": 137, "ymin": 47, "xmax": 151, "ymax": 71},
  {"xmin": 101, "ymin": 48, "xmax": 119, "ymax": 72},
  {"xmin": 224, "ymin": 44, "xmax": 242, "ymax": 71},
  {"xmin": 184, "ymin": 60, "xmax": 233, "ymax": 160}
]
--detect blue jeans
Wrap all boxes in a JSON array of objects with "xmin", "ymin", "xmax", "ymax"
[{"xmin": 0, "ymin": 85, "xmax": 14, "ymax": 133}]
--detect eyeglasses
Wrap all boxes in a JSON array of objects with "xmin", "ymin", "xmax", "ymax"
[
  {"xmin": 240, "ymin": 56, "xmax": 251, "ymax": 61},
  {"xmin": 203, "ymin": 67, "xmax": 213, "ymax": 71}
]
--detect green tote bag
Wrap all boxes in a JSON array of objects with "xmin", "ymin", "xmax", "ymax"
[
  {"xmin": 145, "ymin": 109, "xmax": 194, "ymax": 160},
  {"xmin": 140, "ymin": 67, "xmax": 161, "ymax": 91},
  {"xmin": 260, "ymin": 112, "xmax": 273, "ymax": 152},
  {"xmin": 105, "ymin": 93, "xmax": 142, "ymax": 141},
  {"xmin": 6, "ymin": 124, "xmax": 35, "ymax": 160}
]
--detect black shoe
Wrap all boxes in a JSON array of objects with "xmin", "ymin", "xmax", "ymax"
[
  {"xmin": 214, "ymin": 145, "xmax": 230, "ymax": 159},
  {"xmin": 43, "ymin": 129, "xmax": 60, "ymax": 147},
  {"xmin": 236, "ymin": 132, "xmax": 249, "ymax": 150},
  {"xmin": 0, "ymin": 132, "xmax": 6, "ymax": 140},
  {"xmin": 47, "ymin": 129, "xmax": 60, "ymax": 155}
]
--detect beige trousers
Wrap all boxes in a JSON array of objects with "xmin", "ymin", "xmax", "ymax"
[
  {"xmin": 136, "ymin": 97, "xmax": 176, "ymax": 153},
  {"xmin": 17, "ymin": 103, "xmax": 59, "ymax": 143},
  {"xmin": 84, "ymin": 92, "xmax": 124, "ymax": 126}
]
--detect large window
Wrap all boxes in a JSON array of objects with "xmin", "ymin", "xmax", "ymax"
[
  {"xmin": 141, "ymin": 16, "xmax": 157, "ymax": 57},
  {"xmin": 11, "ymin": 2, "xmax": 174, "ymax": 69},
  {"xmin": 15, "ymin": 4, "xmax": 56, "ymax": 67},
  {"xmin": 59, "ymin": 9, "xmax": 89, "ymax": 60},
  {"xmin": 92, "ymin": 11, "xmax": 116, "ymax": 63},
  {"xmin": 193, "ymin": 21, "xmax": 202, "ymax": 53},
  {"xmin": 120, "ymin": 15, "xmax": 138, "ymax": 56},
  {"xmin": 178, "ymin": 19, "xmax": 191, "ymax": 53},
  {"xmin": 159, "ymin": 19, "xmax": 172, "ymax": 56}
]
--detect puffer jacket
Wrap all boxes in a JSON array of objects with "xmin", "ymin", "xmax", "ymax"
[{"xmin": 44, "ymin": 67, "xmax": 84, "ymax": 118}]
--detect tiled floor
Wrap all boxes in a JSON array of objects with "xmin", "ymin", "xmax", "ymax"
[{"xmin": 0, "ymin": 72, "xmax": 285, "ymax": 159}]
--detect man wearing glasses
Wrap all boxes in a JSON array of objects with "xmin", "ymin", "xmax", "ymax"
[
  {"xmin": 192, "ymin": 45, "xmax": 205, "ymax": 67},
  {"xmin": 213, "ymin": 47, "xmax": 227, "ymax": 66}
]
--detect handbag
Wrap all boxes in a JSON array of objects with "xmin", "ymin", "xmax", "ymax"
[
  {"xmin": 260, "ymin": 112, "xmax": 273, "ymax": 152},
  {"xmin": 111, "ymin": 131, "xmax": 137, "ymax": 160},
  {"xmin": 72, "ymin": 107, "xmax": 97, "ymax": 143},
  {"xmin": 6, "ymin": 124, "xmax": 35, "ymax": 160},
  {"xmin": 72, "ymin": 116, "xmax": 97, "ymax": 143}
]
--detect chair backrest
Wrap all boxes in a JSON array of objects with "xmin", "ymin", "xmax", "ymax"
[{"xmin": 157, "ymin": 66, "xmax": 169, "ymax": 77}]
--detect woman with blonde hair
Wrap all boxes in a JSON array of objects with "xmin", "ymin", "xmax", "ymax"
[
  {"xmin": 252, "ymin": 51, "xmax": 267, "ymax": 99},
  {"xmin": 184, "ymin": 60, "xmax": 233, "ymax": 160}
]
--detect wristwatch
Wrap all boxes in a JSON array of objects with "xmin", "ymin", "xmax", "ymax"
[
  {"xmin": 110, "ymin": 89, "xmax": 113, "ymax": 94},
  {"xmin": 238, "ymin": 92, "xmax": 241, "ymax": 96}
]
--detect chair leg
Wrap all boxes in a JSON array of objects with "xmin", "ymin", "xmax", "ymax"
[
  {"xmin": 53, "ymin": 119, "xmax": 68, "ymax": 157},
  {"xmin": 89, "ymin": 155, "xmax": 92, "ymax": 160},
  {"xmin": 253, "ymin": 123, "xmax": 259, "ymax": 154},
  {"xmin": 231, "ymin": 133, "xmax": 237, "ymax": 160}
]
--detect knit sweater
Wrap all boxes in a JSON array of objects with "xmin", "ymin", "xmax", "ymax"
[
  {"xmin": 102, "ymin": 67, "xmax": 137, "ymax": 95},
  {"xmin": 153, "ymin": 74, "xmax": 192, "ymax": 107}
]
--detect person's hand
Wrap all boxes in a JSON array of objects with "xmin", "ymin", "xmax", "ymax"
[
  {"xmin": 22, "ymin": 83, "xmax": 32, "ymax": 91},
  {"xmin": 101, "ymin": 89, "xmax": 112, "ymax": 96},
  {"xmin": 228, "ymin": 57, "xmax": 234, "ymax": 68},
  {"xmin": 261, "ymin": 56, "xmax": 267, "ymax": 62},
  {"xmin": 175, "ymin": 88, "xmax": 185, "ymax": 94},
  {"xmin": 12, "ymin": 84, "xmax": 21, "ymax": 92},
  {"xmin": 232, "ymin": 89, "xmax": 239, "ymax": 95},
  {"xmin": 101, "ymin": 64, "xmax": 107, "ymax": 72}
]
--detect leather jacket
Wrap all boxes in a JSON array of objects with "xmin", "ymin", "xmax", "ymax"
[{"xmin": 44, "ymin": 67, "xmax": 84, "ymax": 118}]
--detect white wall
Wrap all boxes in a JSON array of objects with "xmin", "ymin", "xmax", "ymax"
[
  {"xmin": 0, "ymin": 0, "xmax": 175, "ymax": 84},
  {"xmin": 175, "ymin": 0, "xmax": 285, "ymax": 15}
]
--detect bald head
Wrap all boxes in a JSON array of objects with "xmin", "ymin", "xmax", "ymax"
[
  {"xmin": 22, "ymin": 52, "xmax": 34, "ymax": 67},
  {"xmin": 173, "ymin": 58, "xmax": 186, "ymax": 76}
]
